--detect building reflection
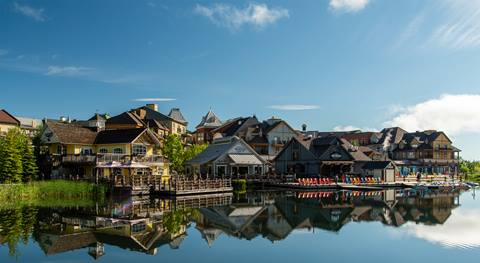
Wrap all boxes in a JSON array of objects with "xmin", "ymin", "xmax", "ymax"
[{"xmin": 0, "ymin": 189, "xmax": 463, "ymax": 259}]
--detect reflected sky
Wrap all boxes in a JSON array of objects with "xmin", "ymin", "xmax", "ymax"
[{"xmin": 1, "ymin": 189, "xmax": 479, "ymax": 262}]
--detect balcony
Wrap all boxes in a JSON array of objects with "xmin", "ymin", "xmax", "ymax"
[
  {"xmin": 62, "ymin": 155, "xmax": 97, "ymax": 164},
  {"xmin": 96, "ymin": 153, "xmax": 165, "ymax": 165}
]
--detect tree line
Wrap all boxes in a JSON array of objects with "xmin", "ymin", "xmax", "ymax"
[{"xmin": 0, "ymin": 128, "xmax": 38, "ymax": 184}]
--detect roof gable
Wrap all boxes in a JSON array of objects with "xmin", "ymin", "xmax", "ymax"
[
  {"xmin": 42, "ymin": 120, "xmax": 97, "ymax": 145},
  {"xmin": 0, "ymin": 109, "xmax": 20, "ymax": 125}
]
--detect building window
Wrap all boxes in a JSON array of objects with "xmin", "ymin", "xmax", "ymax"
[
  {"xmin": 57, "ymin": 145, "xmax": 66, "ymax": 155},
  {"xmin": 99, "ymin": 148, "xmax": 108, "ymax": 154},
  {"xmin": 132, "ymin": 144, "xmax": 147, "ymax": 155},
  {"xmin": 113, "ymin": 148, "xmax": 123, "ymax": 154},
  {"xmin": 81, "ymin": 148, "xmax": 93, "ymax": 155}
]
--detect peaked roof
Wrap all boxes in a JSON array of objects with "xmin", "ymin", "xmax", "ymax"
[
  {"xmin": 106, "ymin": 111, "xmax": 144, "ymax": 126},
  {"xmin": 88, "ymin": 113, "xmax": 108, "ymax": 121},
  {"xmin": 137, "ymin": 106, "xmax": 186, "ymax": 125},
  {"xmin": 378, "ymin": 127, "xmax": 407, "ymax": 145},
  {"xmin": 44, "ymin": 120, "xmax": 97, "ymax": 144},
  {"xmin": 0, "ymin": 109, "xmax": 20, "ymax": 125},
  {"xmin": 94, "ymin": 128, "xmax": 150, "ymax": 144},
  {"xmin": 168, "ymin": 108, "xmax": 187, "ymax": 124},
  {"xmin": 196, "ymin": 109, "xmax": 222, "ymax": 129},
  {"xmin": 187, "ymin": 136, "xmax": 265, "ymax": 165},
  {"xmin": 275, "ymin": 136, "xmax": 370, "ymax": 162},
  {"xmin": 212, "ymin": 116, "xmax": 259, "ymax": 137}
]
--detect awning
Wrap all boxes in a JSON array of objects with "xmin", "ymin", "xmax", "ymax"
[{"xmin": 228, "ymin": 154, "xmax": 263, "ymax": 165}]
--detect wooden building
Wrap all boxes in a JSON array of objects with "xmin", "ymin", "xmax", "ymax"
[
  {"xmin": 39, "ymin": 119, "xmax": 169, "ymax": 194},
  {"xmin": 192, "ymin": 109, "xmax": 222, "ymax": 144},
  {"xmin": 186, "ymin": 136, "xmax": 266, "ymax": 177},
  {"xmin": 274, "ymin": 135, "xmax": 371, "ymax": 177}
]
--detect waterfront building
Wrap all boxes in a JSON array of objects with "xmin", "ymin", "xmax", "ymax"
[
  {"xmin": 245, "ymin": 117, "xmax": 300, "ymax": 162},
  {"xmin": 0, "ymin": 109, "xmax": 20, "ymax": 135},
  {"xmin": 39, "ymin": 119, "xmax": 169, "ymax": 193},
  {"xmin": 192, "ymin": 109, "xmax": 222, "ymax": 144},
  {"xmin": 389, "ymin": 130, "xmax": 461, "ymax": 176},
  {"xmin": 274, "ymin": 135, "xmax": 371, "ymax": 178},
  {"xmin": 185, "ymin": 136, "xmax": 266, "ymax": 177}
]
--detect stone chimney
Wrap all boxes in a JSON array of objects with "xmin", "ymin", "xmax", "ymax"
[{"xmin": 146, "ymin": 103, "xmax": 158, "ymax": 112}]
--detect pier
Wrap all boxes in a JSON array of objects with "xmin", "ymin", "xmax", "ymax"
[{"xmin": 154, "ymin": 177, "xmax": 233, "ymax": 196}]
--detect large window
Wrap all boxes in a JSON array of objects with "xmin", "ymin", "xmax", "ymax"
[
  {"xmin": 113, "ymin": 148, "xmax": 123, "ymax": 154},
  {"xmin": 133, "ymin": 144, "xmax": 147, "ymax": 155},
  {"xmin": 99, "ymin": 148, "xmax": 108, "ymax": 154}
]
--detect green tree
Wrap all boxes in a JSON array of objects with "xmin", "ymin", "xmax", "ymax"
[
  {"xmin": 20, "ymin": 136, "xmax": 38, "ymax": 182},
  {"xmin": 0, "ymin": 128, "xmax": 24, "ymax": 183},
  {"xmin": 184, "ymin": 143, "xmax": 208, "ymax": 163},
  {"xmin": 162, "ymin": 134, "xmax": 185, "ymax": 173},
  {"xmin": 162, "ymin": 135, "xmax": 208, "ymax": 173}
]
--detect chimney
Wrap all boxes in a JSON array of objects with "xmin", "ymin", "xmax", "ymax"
[
  {"xmin": 136, "ymin": 109, "xmax": 147, "ymax": 120},
  {"xmin": 146, "ymin": 104, "xmax": 158, "ymax": 112}
]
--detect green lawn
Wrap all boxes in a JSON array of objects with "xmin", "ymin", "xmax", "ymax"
[{"xmin": 0, "ymin": 180, "xmax": 106, "ymax": 209}]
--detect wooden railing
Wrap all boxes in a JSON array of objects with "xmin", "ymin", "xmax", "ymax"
[
  {"xmin": 62, "ymin": 155, "xmax": 96, "ymax": 164},
  {"xmin": 157, "ymin": 178, "xmax": 232, "ymax": 193}
]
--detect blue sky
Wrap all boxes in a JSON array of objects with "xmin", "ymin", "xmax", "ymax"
[{"xmin": 1, "ymin": 0, "xmax": 480, "ymax": 159}]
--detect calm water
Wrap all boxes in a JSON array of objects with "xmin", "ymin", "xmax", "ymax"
[{"xmin": 1, "ymin": 188, "xmax": 480, "ymax": 262}]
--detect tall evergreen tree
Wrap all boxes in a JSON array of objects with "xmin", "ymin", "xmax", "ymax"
[
  {"xmin": 20, "ymin": 135, "xmax": 38, "ymax": 182},
  {"xmin": 0, "ymin": 128, "xmax": 24, "ymax": 183}
]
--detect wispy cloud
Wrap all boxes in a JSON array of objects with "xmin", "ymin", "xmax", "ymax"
[
  {"xmin": 384, "ymin": 94, "xmax": 480, "ymax": 136},
  {"xmin": 13, "ymin": 2, "xmax": 48, "ymax": 22},
  {"xmin": 267, "ymin": 104, "xmax": 319, "ymax": 111},
  {"xmin": 45, "ymin": 66, "xmax": 94, "ymax": 76},
  {"xmin": 393, "ymin": 13, "xmax": 425, "ymax": 50},
  {"xmin": 194, "ymin": 3, "xmax": 289, "ymax": 31},
  {"xmin": 427, "ymin": 0, "xmax": 480, "ymax": 50},
  {"xmin": 133, "ymin": 98, "xmax": 176, "ymax": 102},
  {"xmin": 329, "ymin": 0, "xmax": 370, "ymax": 13}
]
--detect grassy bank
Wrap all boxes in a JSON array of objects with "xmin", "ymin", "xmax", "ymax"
[{"xmin": 0, "ymin": 180, "xmax": 106, "ymax": 209}]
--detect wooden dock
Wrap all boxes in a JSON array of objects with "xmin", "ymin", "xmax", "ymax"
[{"xmin": 154, "ymin": 178, "xmax": 233, "ymax": 196}]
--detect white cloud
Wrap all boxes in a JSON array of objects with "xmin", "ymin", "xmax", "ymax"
[
  {"xmin": 45, "ymin": 66, "xmax": 94, "ymax": 76},
  {"xmin": 267, "ymin": 104, "xmax": 319, "ymax": 111},
  {"xmin": 333, "ymin": 125, "xmax": 378, "ymax": 132},
  {"xmin": 384, "ymin": 94, "xmax": 480, "ymax": 136},
  {"xmin": 194, "ymin": 3, "xmax": 289, "ymax": 31},
  {"xmin": 133, "ymin": 98, "xmax": 176, "ymax": 102},
  {"xmin": 13, "ymin": 2, "xmax": 47, "ymax": 22},
  {"xmin": 405, "ymin": 209, "xmax": 480, "ymax": 249},
  {"xmin": 329, "ymin": 0, "xmax": 370, "ymax": 13}
]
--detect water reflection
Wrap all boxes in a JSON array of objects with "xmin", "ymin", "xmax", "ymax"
[{"xmin": 0, "ymin": 188, "xmax": 475, "ymax": 260}]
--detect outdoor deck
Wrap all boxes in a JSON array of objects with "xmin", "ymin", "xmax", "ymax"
[{"xmin": 153, "ymin": 178, "xmax": 233, "ymax": 196}]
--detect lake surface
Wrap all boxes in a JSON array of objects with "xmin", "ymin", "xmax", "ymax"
[{"xmin": 1, "ymin": 188, "xmax": 480, "ymax": 262}]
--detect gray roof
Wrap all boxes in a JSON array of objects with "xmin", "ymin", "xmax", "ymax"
[
  {"xmin": 196, "ymin": 110, "xmax": 222, "ymax": 129},
  {"xmin": 187, "ymin": 136, "xmax": 264, "ymax": 165},
  {"xmin": 168, "ymin": 108, "xmax": 187, "ymax": 124}
]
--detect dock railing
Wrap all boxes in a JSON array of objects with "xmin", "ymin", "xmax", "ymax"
[{"xmin": 156, "ymin": 177, "xmax": 232, "ymax": 194}]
